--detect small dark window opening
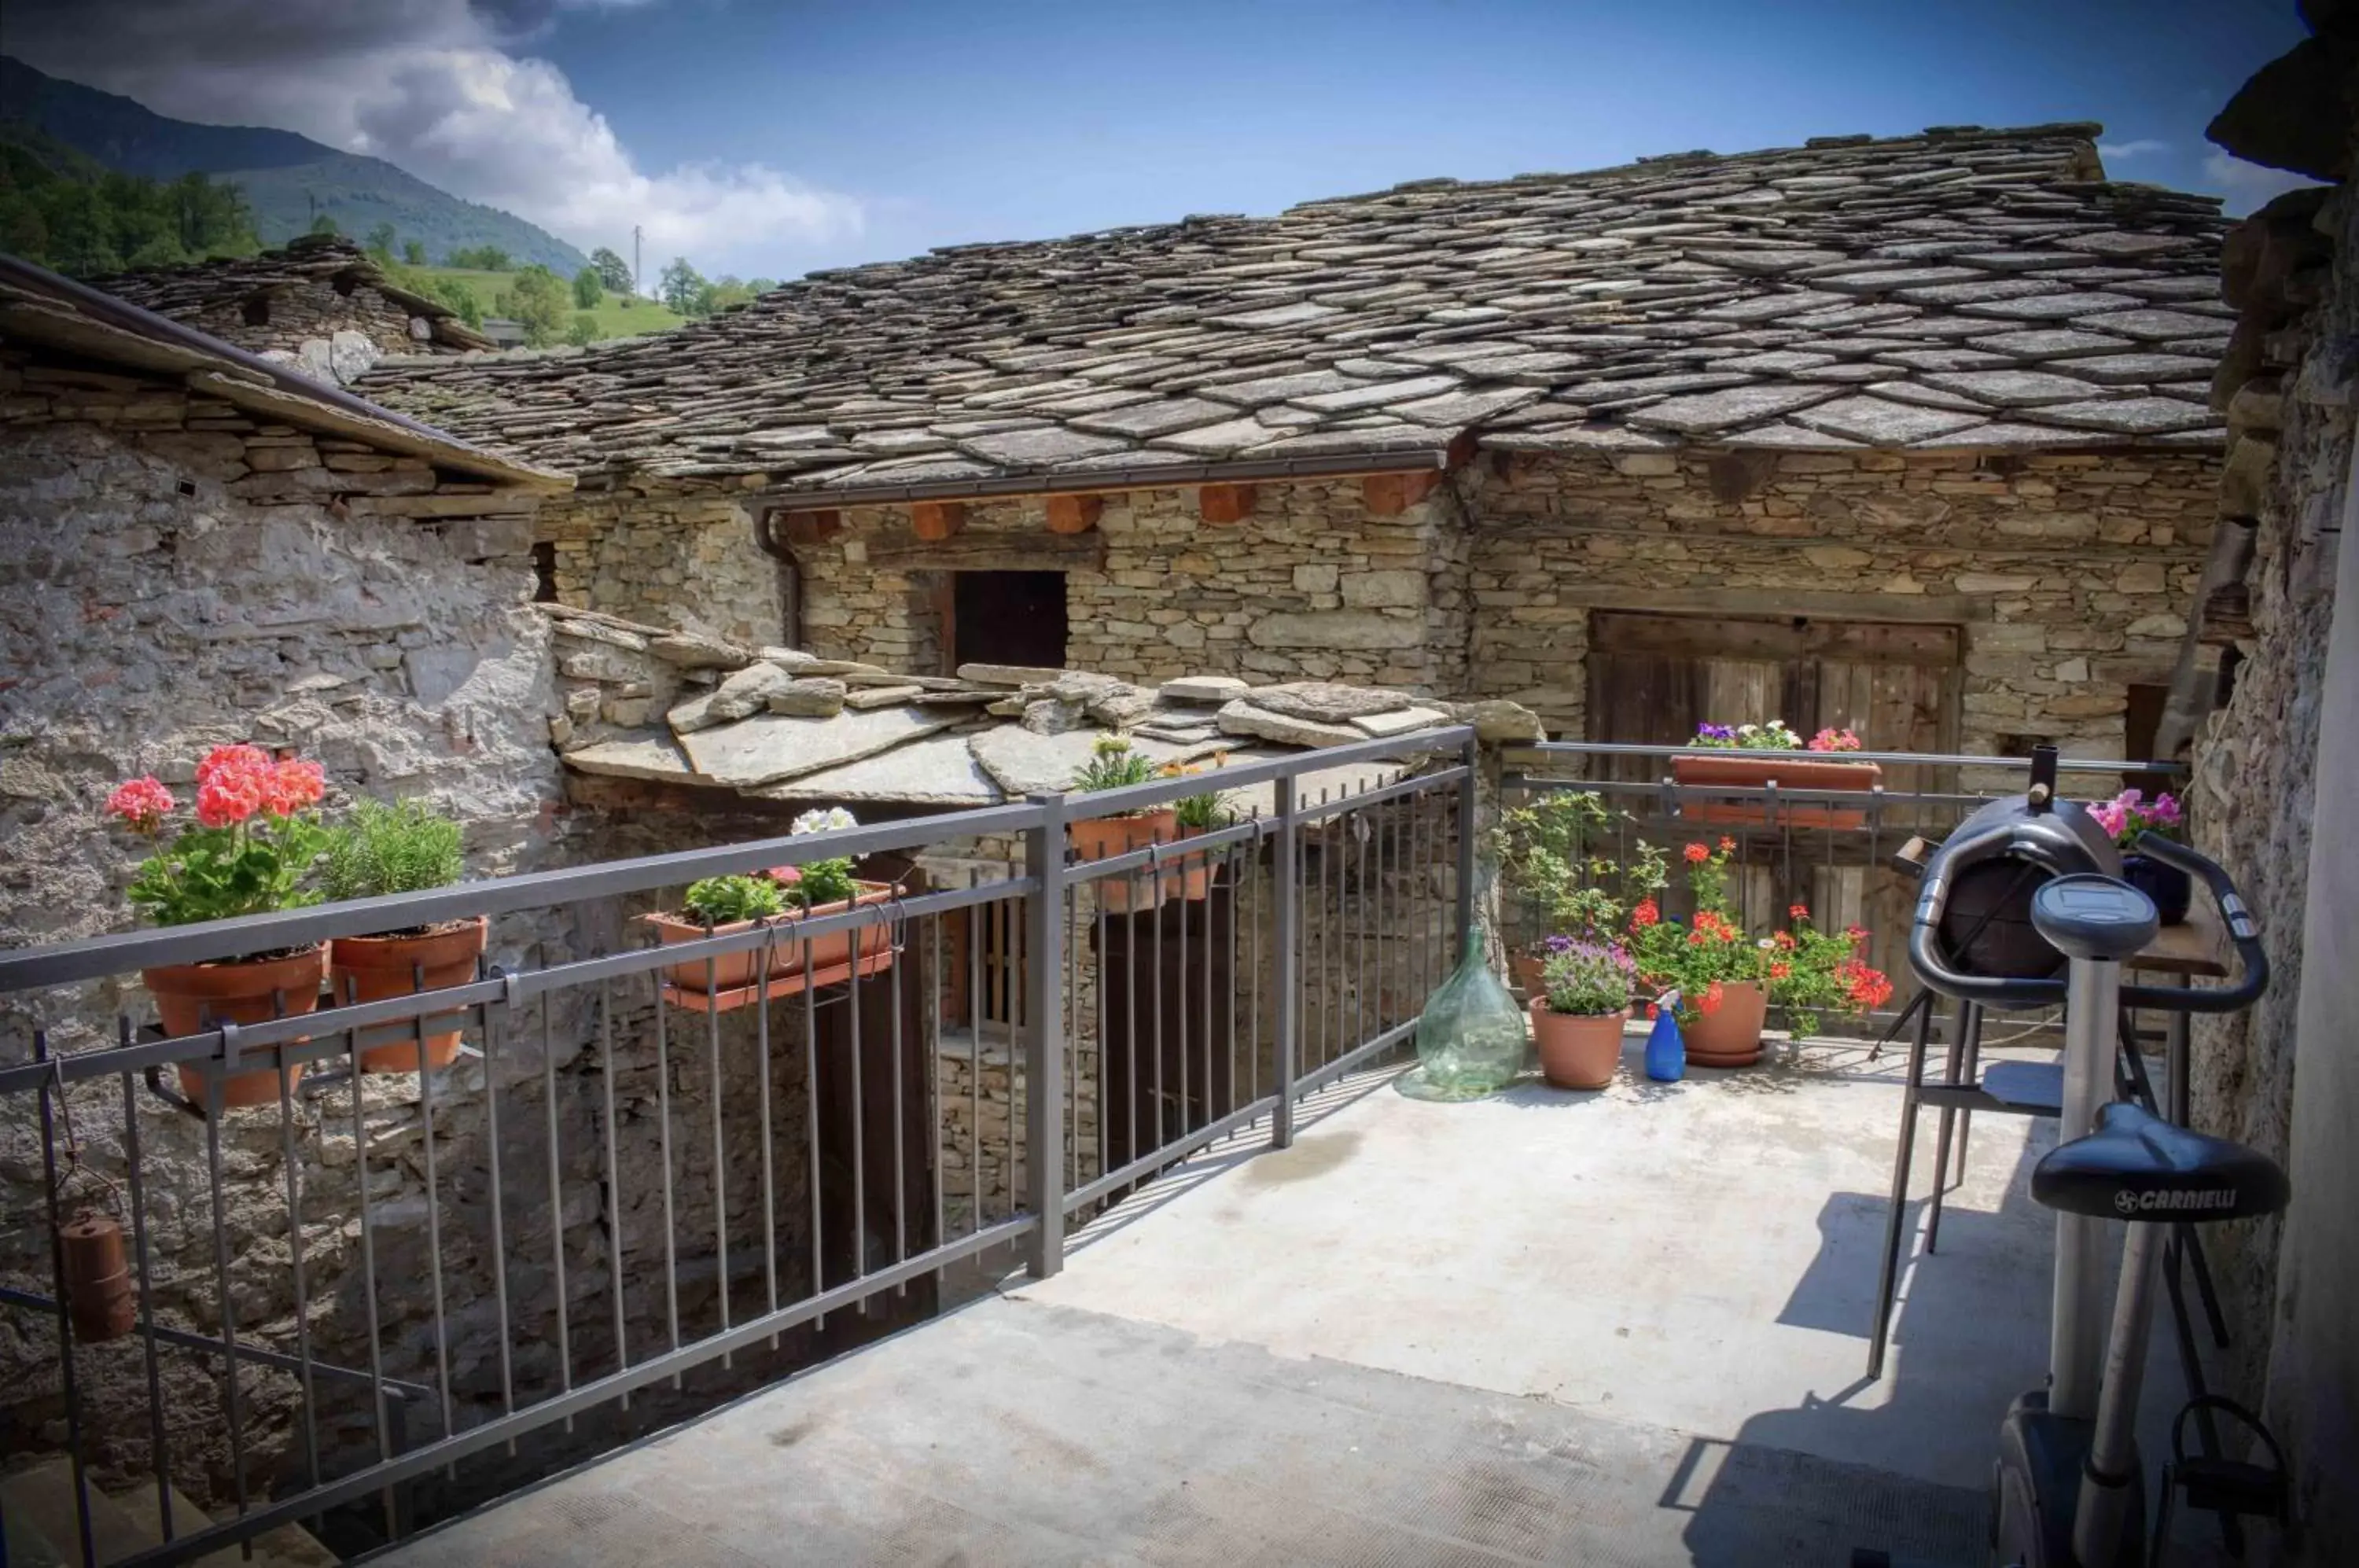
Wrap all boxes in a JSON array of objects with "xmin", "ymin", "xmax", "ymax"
[
  {"xmin": 332, "ymin": 271, "xmax": 359, "ymax": 296},
  {"xmin": 950, "ymin": 570, "xmax": 1068, "ymax": 672},
  {"xmin": 531, "ymin": 540, "xmax": 559, "ymax": 602},
  {"xmin": 241, "ymin": 295, "xmax": 271, "ymax": 326}
]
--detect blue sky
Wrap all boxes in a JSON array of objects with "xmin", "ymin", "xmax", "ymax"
[{"xmin": 11, "ymin": 0, "xmax": 2321, "ymax": 282}]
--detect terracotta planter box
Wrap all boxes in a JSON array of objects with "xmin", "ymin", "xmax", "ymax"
[
  {"xmin": 1671, "ymin": 754, "xmax": 1882, "ymax": 830},
  {"xmin": 1684, "ymin": 979, "xmax": 1769, "ymax": 1069},
  {"xmin": 1072, "ymin": 808, "xmax": 1180, "ymax": 913},
  {"xmin": 1511, "ymin": 952, "xmax": 1545, "ymax": 994},
  {"xmin": 642, "ymin": 882, "xmax": 896, "ymax": 1007},
  {"xmin": 331, "ymin": 916, "xmax": 488, "ymax": 1073},
  {"xmin": 1531, "ymin": 1002, "xmax": 1628, "ymax": 1090},
  {"xmin": 143, "ymin": 944, "xmax": 329, "ymax": 1110},
  {"xmin": 1172, "ymin": 823, "xmax": 1220, "ymax": 902}
]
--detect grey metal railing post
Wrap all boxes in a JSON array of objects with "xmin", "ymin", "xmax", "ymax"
[
  {"xmin": 1455, "ymin": 734, "xmax": 1479, "ymax": 960},
  {"xmin": 1273, "ymin": 772, "xmax": 1301, "ymax": 1149},
  {"xmin": 1023, "ymin": 792, "xmax": 1067, "ymax": 1278}
]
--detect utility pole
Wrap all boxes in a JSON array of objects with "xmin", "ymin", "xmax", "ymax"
[{"xmin": 633, "ymin": 225, "xmax": 642, "ymax": 297}]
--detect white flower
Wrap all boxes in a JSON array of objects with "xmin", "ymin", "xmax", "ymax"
[
  {"xmin": 1737, "ymin": 724, "xmax": 1758, "ymax": 736},
  {"xmin": 790, "ymin": 806, "xmax": 859, "ymax": 837}
]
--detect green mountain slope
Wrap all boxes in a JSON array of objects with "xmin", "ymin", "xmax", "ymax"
[{"xmin": 0, "ymin": 56, "xmax": 587, "ymax": 273}]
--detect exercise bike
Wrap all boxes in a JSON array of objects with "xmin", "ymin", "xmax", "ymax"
[{"xmin": 1859, "ymin": 760, "xmax": 2285, "ymax": 1567}]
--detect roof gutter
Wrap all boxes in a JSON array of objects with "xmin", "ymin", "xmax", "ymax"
[
  {"xmin": 750, "ymin": 445, "xmax": 1456, "ymax": 513},
  {"xmin": 0, "ymin": 252, "xmax": 537, "ymax": 471}
]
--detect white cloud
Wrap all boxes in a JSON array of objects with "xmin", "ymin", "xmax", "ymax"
[
  {"xmin": 4, "ymin": 0, "xmax": 862, "ymax": 282},
  {"xmin": 2096, "ymin": 138, "xmax": 2170, "ymax": 161},
  {"xmin": 2200, "ymin": 152, "xmax": 2329, "ymax": 218}
]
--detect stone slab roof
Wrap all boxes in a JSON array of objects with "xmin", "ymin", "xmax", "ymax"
[
  {"xmin": 0, "ymin": 254, "xmax": 571, "ymax": 490},
  {"xmin": 547, "ymin": 606, "xmax": 1484, "ymax": 811},
  {"xmin": 89, "ymin": 234, "xmax": 493, "ymax": 352},
  {"xmin": 360, "ymin": 125, "xmax": 2230, "ymax": 491}
]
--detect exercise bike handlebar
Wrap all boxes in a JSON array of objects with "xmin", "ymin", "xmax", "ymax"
[{"xmin": 1906, "ymin": 834, "xmax": 2265, "ymax": 1014}]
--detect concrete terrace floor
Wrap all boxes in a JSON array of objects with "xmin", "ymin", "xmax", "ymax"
[{"xmin": 374, "ymin": 1034, "xmax": 2216, "ymax": 1567}]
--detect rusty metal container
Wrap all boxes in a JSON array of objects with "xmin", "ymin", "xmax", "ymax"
[{"xmin": 59, "ymin": 1212, "xmax": 137, "ymax": 1343}]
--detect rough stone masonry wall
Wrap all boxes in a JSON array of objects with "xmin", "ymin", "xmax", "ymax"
[
  {"xmin": 0, "ymin": 341, "xmax": 570, "ymax": 1510},
  {"xmin": 1460, "ymin": 446, "xmax": 2221, "ymax": 756},
  {"xmin": 537, "ymin": 484, "xmax": 781, "ymax": 650},
  {"xmin": 2184, "ymin": 182, "xmax": 2348, "ymax": 1412},
  {"xmin": 182, "ymin": 280, "xmax": 439, "ymax": 386},
  {"xmin": 0, "ymin": 352, "xmax": 852, "ymax": 1527},
  {"xmin": 790, "ymin": 479, "xmax": 1470, "ymax": 694}
]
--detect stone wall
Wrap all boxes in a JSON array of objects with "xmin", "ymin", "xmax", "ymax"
[
  {"xmin": 1460, "ymin": 446, "xmax": 2221, "ymax": 753},
  {"xmin": 781, "ymin": 480, "xmax": 1470, "ymax": 694},
  {"xmin": 537, "ymin": 485, "xmax": 780, "ymax": 650},
  {"xmin": 2182, "ymin": 179, "xmax": 2350, "ymax": 1434}
]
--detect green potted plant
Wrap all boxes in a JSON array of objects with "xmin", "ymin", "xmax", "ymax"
[
  {"xmin": 1624, "ymin": 838, "xmax": 1771, "ymax": 1066},
  {"xmin": 1069, "ymin": 735, "xmax": 1176, "ymax": 912},
  {"xmin": 1672, "ymin": 721, "xmax": 1880, "ymax": 830},
  {"xmin": 1530, "ymin": 937, "xmax": 1636, "ymax": 1089},
  {"xmin": 322, "ymin": 798, "xmax": 485, "ymax": 1073},
  {"xmin": 1165, "ymin": 754, "xmax": 1233, "ymax": 903},
  {"xmin": 1490, "ymin": 790, "xmax": 1612, "ymax": 989},
  {"xmin": 642, "ymin": 807, "xmax": 896, "ymax": 1003},
  {"xmin": 107, "ymin": 745, "xmax": 332, "ymax": 1109}
]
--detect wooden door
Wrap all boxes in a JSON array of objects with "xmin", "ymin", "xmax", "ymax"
[{"xmin": 1583, "ymin": 613, "xmax": 1963, "ymax": 996}]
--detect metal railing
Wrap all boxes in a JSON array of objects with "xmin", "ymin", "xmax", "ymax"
[
  {"xmin": 0, "ymin": 727, "xmax": 1474, "ymax": 1568},
  {"xmin": 1499, "ymin": 739, "xmax": 2183, "ymax": 1033}
]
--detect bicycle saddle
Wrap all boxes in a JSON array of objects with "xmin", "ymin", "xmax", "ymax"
[{"xmin": 2032, "ymin": 1102, "xmax": 2289, "ymax": 1223}]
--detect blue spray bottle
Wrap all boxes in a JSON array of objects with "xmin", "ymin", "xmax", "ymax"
[{"xmin": 1644, "ymin": 990, "xmax": 1686, "ymax": 1083}]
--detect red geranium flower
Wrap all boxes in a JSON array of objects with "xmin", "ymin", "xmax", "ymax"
[
  {"xmin": 1718, "ymin": 837, "xmax": 1735, "ymax": 852},
  {"xmin": 1684, "ymin": 842, "xmax": 1710, "ymax": 864},
  {"xmin": 1789, "ymin": 902, "xmax": 1809, "ymax": 921},
  {"xmin": 1630, "ymin": 898, "xmax": 1659, "ymax": 929},
  {"xmin": 106, "ymin": 776, "xmax": 175, "ymax": 831}
]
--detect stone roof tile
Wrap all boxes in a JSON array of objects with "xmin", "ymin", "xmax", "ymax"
[{"xmin": 355, "ymin": 126, "xmax": 2228, "ymax": 480}]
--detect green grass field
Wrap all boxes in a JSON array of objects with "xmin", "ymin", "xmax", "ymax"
[{"xmin": 414, "ymin": 267, "xmax": 689, "ymax": 341}]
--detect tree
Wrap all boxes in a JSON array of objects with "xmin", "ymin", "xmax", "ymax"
[
  {"xmin": 0, "ymin": 133, "xmax": 258, "ymax": 276},
  {"xmin": 572, "ymin": 267, "xmax": 602, "ymax": 310},
  {"xmin": 566, "ymin": 312, "xmax": 601, "ymax": 348},
  {"xmin": 590, "ymin": 245, "xmax": 633, "ymax": 294},
  {"xmin": 659, "ymin": 256, "xmax": 709, "ymax": 317},
  {"xmin": 308, "ymin": 212, "xmax": 340, "ymax": 236},
  {"xmin": 365, "ymin": 222, "xmax": 397, "ymax": 258},
  {"xmin": 507, "ymin": 264, "xmax": 570, "ymax": 347},
  {"xmin": 445, "ymin": 245, "xmax": 511, "ymax": 271},
  {"xmin": 707, "ymin": 274, "xmax": 759, "ymax": 311},
  {"xmin": 403, "ymin": 240, "xmax": 426, "ymax": 266},
  {"xmin": 421, "ymin": 274, "xmax": 482, "ymax": 327}
]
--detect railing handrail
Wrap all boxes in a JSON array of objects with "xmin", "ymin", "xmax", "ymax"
[
  {"xmin": 1510, "ymin": 739, "xmax": 2184, "ymax": 775},
  {"xmin": 0, "ymin": 727, "xmax": 1473, "ymax": 996}
]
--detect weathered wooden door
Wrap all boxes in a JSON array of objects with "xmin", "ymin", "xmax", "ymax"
[{"xmin": 1582, "ymin": 612, "xmax": 1963, "ymax": 991}]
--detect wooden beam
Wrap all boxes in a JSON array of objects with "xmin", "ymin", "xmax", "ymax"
[
  {"xmin": 778, "ymin": 509, "xmax": 842, "ymax": 547},
  {"xmin": 1043, "ymin": 494, "xmax": 1103, "ymax": 535},
  {"xmin": 1361, "ymin": 470, "xmax": 1442, "ymax": 517},
  {"xmin": 1198, "ymin": 484, "xmax": 1257, "ymax": 526},
  {"xmin": 863, "ymin": 529, "xmax": 1108, "ymax": 573},
  {"xmin": 909, "ymin": 501, "xmax": 967, "ymax": 542}
]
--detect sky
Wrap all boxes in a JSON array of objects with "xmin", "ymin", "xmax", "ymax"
[{"xmin": 0, "ymin": 0, "xmax": 2322, "ymax": 287}]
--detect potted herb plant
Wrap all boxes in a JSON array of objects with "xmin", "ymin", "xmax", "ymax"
[
  {"xmin": 1672, "ymin": 721, "xmax": 1881, "ymax": 830},
  {"xmin": 1069, "ymin": 735, "xmax": 1177, "ymax": 913},
  {"xmin": 1165, "ymin": 754, "xmax": 1233, "ymax": 903},
  {"xmin": 322, "ymin": 798, "xmax": 485, "ymax": 1073},
  {"xmin": 1491, "ymin": 790, "xmax": 1613, "ymax": 990},
  {"xmin": 1530, "ymin": 938, "xmax": 1636, "ymax": 1089},
  {"xmin": 2092, "ymin": 788, "xmax": 2191, "ymax": 924},
  {"xmin": 642, "ymin": 807, "xmax": 896, "ymax": 1003},
  {"xmin": 108, "ymin": 746, "xmax": 331, "ymax": 1108}
]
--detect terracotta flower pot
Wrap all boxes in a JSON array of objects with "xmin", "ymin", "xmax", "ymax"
[
  {"xmin": 1530, "ymin": 1001, "xmax": 1628, "ymax": 1090},
  {"xmin": 143, "ymin": 945, "xmax": 328, "ymax": 1109},
  {"xmin": 1172, "ymin": 823, "xmax": 1220, "ymax": 901},
  {"xmin": 1671, "ymin": 754, "xmax": 1883, "ymax": 830},
  {"xmin": 642, "ymin": 881, "xmax": 896, "ymax": 997},
  {"xmin": 1510, "ymin": 953, "xmax": 1545, "ymax": 994},
  {"xmin": 1071, "ymin": 808, "xmax": 1180, "ymax": 913},
  {"xmin": 331, "ymin": 917, "xmax": 489, "ymax": 1073},
  {"xmin": 1684, "ymin": 980, "xmax": 1769, "ymax": 1068}
]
